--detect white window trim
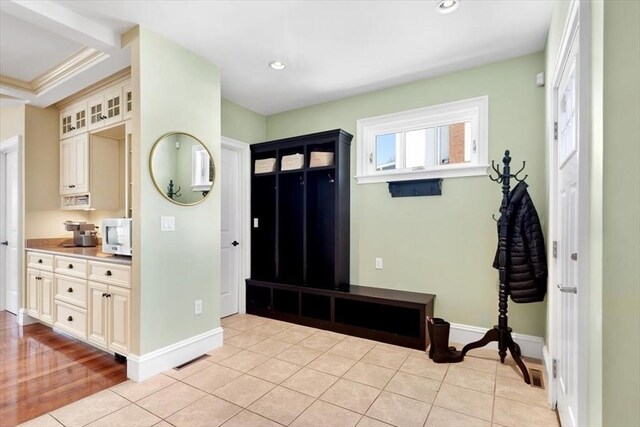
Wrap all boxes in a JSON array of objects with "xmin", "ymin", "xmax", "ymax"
[
  {"xmin": 191, "ymin": 145, "xmax": 212, "ymax": 192},
  {"xmin": 355, "ymin": 96, "xmax": 489, "ymax": 184}
]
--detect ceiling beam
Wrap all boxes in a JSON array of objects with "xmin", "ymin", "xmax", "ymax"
[{"xmin": 1, "ymin": 0, "xmax": 122, "ymax": 55}]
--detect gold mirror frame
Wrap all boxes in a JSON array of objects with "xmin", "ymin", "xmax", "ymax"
[{"xmin": 149, "ymin": 132, "xmax": 215, "ymax": 206}]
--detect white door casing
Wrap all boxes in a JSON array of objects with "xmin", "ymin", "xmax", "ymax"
[
  {"xmin": 220, "ymin": 137, "xmax": 250, "ymax": 318},
  {"xmin": 556, "ymin": 32, "xmax": 579, "ymax": 426},
  {"xmin": 549, "ymin": 1, "xmax": 591, "ymax": 426},
  {"xmin": 1, "ymin": 136, "xmax": 22, "ymax": 314}
]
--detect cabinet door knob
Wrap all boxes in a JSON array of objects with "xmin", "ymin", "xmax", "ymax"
[
  {"xmin": 68, "ymin": 264, "xmax": 73, "ymax": 269},
  {"xmin": 67, "ymin": 287, "xmax": 73, "ymax": 293},
  {"xmin": 102, "ymin": 293, "xmax": 107, "ymax": 297},
  {"xmin": 100, "ymin": 115, "xmax": 107, "ymax": 120},
  {"xmin": 107, "ymin": 293, "xmax": 112, "ymax": 298},
  {"xmin": 105, "ymin": 270, "xmax": 112, "ymax": 276},
  {"xmin": 38, "ymin": 259, "xmax": 43, "ymax": 263},
  {"xmin": 67, "ymin": 316, "xmax": 73, "ymax": 322},
  {"xmin": 69, "ymin": 126, "xmax": 76, "ymax": 130}
]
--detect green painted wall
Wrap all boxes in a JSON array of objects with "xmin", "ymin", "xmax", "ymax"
[
  {"xmin": 602, "ymin": 1, "xmax": 640, "ymax": 425},
  {"xmin": 221, "ymin": 98, "xmax": 267, "ymax": 143},
  {"xmin": 267, "ymin": 53, "xmax": 547, "ymax": 337},
  {"xmin": 132, "ymin": 28, "xmax": 221, "ymax": 354}
]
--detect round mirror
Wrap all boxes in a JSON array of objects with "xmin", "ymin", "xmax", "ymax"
[{"xmin": 149, "ymin": 132, "xmax": 214, "ymax": 205}]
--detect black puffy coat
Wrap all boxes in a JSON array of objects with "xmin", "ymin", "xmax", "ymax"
[{"xmin": 493, "ymin": 181, "xmax": 548, "ymax": 303}]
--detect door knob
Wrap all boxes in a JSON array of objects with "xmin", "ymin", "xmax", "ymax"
[
  {"xmin": 231, "ymin": 241, "xmax": 240, "ymax": 247},
  {"xmin": 0, "ymin": 241, "xmax": 8, "ymax": 246}
]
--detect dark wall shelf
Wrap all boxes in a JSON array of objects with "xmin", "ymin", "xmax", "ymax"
[
  {"xmin": 246, "ymin": 279, "xmax": 435, "ymax": 350},
  {"xmin": 250, "ymin": 129, "xmax": 352, "ymax": 290}
]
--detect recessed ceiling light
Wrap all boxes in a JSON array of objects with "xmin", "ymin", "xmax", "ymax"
[
  {"xmin": 269, "ymin": 61, "xmax": 286, "ymax": 70},
  {"xmin": 436, "ymin": 0, "xmax": 460, "ymax": 14}
]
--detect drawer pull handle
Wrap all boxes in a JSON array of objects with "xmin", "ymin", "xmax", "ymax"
[
  {"xmin": 68, "ymin": 264, "xmax": 74, "ymax": 269},
  {"xmin": 38, "ymin": 259, "xmax": 43, "ymax": 264},
  {"xmin": 67, "ymin": 316, "xmax": 73, "ymax": 322},
  {"xmin": 105, "ymin": 270, "xmax": 112, "ymax": 276},
  {"xmin": 67, "ymin": 287, "xmax": 73, "ymax": 293}
]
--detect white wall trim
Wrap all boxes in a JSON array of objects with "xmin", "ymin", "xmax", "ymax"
[
  {"xmin": 17, "ymin": 308, "xmax": 38, "ymax": 326},
  {"xmin": 0, "ymin": 135, "xmax": 24, "ymax": 316},
  {"xmin": 543, "ymin": 345, "xmax": 556, "ymax": 409},
  {"xmin": 548, "ymin": 1, "xmax": 592, "ymax": 425},
  {"xmin": 221, "ymin": 136, "xmax": 250, "ymax": 315},
  {"xmin": 127, "ymin": 327, "xmax": 223, "ymax": 382},
  {"xmin": 449, "ymin": 322, "xmax": 544, "ymax": 360}
]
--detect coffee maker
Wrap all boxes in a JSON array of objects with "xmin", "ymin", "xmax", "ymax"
[{"xmin": 63, "ymin": 221, "xmax": 97, "ymax": 247}]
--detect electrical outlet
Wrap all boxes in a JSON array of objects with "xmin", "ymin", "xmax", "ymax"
[
  {"xmin": 375, "ymin": 257, "xmax": 383, "ymax": 270},
  {"xmin": 194, "ymin": 300, "xmax": 203, "ymax": 315}
]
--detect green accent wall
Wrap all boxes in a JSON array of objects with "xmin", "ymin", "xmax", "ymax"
[
  {"xmin": 132, "ymin": 28, "xmax": 222, "ymax": 354},
  {"xmin": 602, "ymin": 1, "xmax": 640, "ymax": 425},
  {"xmin": 266, "ymin": 52, "xmax": 547, "ymax": 337},
  {"xmin": 221, "ymin": 98, "xmax": 267, "ymax": 143}
]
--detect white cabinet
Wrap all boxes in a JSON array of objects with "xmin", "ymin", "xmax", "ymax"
[
  {"xmin": 25, "ymin": 252, "xmax": 131, "ymax": 355},
  {"xmin": 123, "ymin": 83, "xmax": 133, "ymax": 121},
  {"xmin": 26, "ymin": 252, "xmax": 55, "ymax": 325},
  {"xmin": 87, "ymin": 261, "xmax": 130, "ymax": 354},
  {"xmin": 88, "ymin": 87, "xmax": 123, "ymax": 131},
  {"xmin": 60, "ymin": 134, "xmax": 89, "ymax": 195},
  {"xmin": 60, "ymin": 133, "xmax": 120, "ymax": 210},
  {"xmin": 53, "ymin": 254, "xmax": 88, "ymax": 340},
  {"xmin": 60, "ymin": 103, "xmax": 88, "ymax": 139}
]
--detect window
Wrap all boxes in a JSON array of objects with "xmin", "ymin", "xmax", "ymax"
[
  {"xmin": 191, "ymin": 146, "xmax": 213, "ymax": 191},
  {"xmin": 356, "ymin": 96, "xmax": 489, "ymax": 183}
]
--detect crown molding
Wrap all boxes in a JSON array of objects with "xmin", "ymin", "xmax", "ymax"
[
  {"xmin": 0, "ymin": 47, "xmax": 108, "ymax": 97},
  {"xmin": 55, "ymin": 67, "xmax": 131, "ymax": 109}
]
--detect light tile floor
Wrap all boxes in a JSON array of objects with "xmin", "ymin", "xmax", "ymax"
[{"xmin": 20, "ymin": 314, "xmax": 560, "ymax": 427}]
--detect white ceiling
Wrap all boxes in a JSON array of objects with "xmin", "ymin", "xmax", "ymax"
[
  {"xmin": 0, "ymin": 12, "xmax": 83, "ymax": 82},
  {"xmin": 1, "ymin": 0, "xmax": 553, "ymax": 115}
]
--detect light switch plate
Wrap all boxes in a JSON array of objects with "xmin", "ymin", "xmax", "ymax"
[
  {"xmin": 161, "ymin": 216, "xmax": 175, "ymax": 231},
  {"xmin": 375, "ymin": 258, "xmax": 383, "ymax": 270}
]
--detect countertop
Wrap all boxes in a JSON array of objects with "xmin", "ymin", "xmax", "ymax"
[{"xmin": 26, "ymin": 238, "xmax": 132, "ymax": 266}]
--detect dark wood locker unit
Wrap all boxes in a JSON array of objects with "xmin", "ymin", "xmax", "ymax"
[{"xmin": 249, "ymin": 129, "xmax": 352, "ymax": 290}]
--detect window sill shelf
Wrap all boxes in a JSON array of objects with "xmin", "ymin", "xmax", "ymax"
[{"xmin": 355, "ymin": 164, "xmax": 489, "ymax": 184}]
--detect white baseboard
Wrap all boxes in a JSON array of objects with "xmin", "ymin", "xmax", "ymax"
[
  {"xmin": 17, "ymin": 309, "xmax": 37, "ymax": 326},
  {"xmin": 127, "ymin": 327, "xmax": 223, "ymax": 382},
  {"xmin": 449, "ymin": 322, "xmax": 544, "ymax": 359},
  {"xmin": 543, "ymin": 345, "xmax": 557, "ymax": 409}
]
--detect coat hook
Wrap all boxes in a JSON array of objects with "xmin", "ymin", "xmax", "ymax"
[
  {"xmin": 492, "ymin": 213, "xmax": 499, "ymax": 223},
  {"xmin": 512, "ymin": 161, "xmax": 527, "ymax": 181},
  {"xmin": 299, "ymin": 176, "xmax": 305, "ymax": 185},
  {"xmin": 328, "ymin": 173, "xmax": 335, "ymax": 183}
]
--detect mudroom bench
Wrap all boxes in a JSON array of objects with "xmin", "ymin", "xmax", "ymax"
[{"xmin": 245, "ymin": 279, "xmax": 435, "ymax": 350}]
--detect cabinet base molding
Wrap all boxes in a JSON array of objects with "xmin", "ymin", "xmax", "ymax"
[
  {"xmin": 127, "ymin": 327, "xmax": 223, "ymax": 382},
  {"xmin": 17, "ymin": 309, "xmax": 38, "ymax": 326}
]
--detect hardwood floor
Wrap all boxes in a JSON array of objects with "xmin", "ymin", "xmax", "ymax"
[{"xmin": 0, "ymin": 311, "xmax": 127, "ymax": 426}]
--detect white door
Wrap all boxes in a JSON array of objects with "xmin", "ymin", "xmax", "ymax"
[
  {"xmin": 1, "ymin": 148, "xmax": 19, "ymax": 314},
  {"xmin": 221, "ymin": 145, "xmax": 241, "ymax": 317},
  {"xmin": 555, "ymin": 31, "xmax": 580, "ymax": 427}
]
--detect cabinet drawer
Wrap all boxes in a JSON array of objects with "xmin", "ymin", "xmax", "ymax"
[
  {"xmin": 88, "ymin": 262, "xmax": 130, "ymax": 287},
  {"xmin": 55, "ymin": 301, "xmax": 87, "ymax": 340},
  {"xmin": 55, "ymin": 256, "xmax": 88, "ymax": 278},
  {"xmin": 55, "ymin": 275, "xmax": 87, "ymax": 308},
  {"xmin": 27, "ymin": 252, "xmax": 54, "ymax": 271}
]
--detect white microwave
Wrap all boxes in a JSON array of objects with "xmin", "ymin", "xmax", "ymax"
[{"xmin": 102, "ymin": 218, "xmax": 132, "ymax": 256}]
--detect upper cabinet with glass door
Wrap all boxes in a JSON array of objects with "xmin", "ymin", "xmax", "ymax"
[
  {"xmin": 88, "ymin": 86, "xmax": 123, "ymax": 131},
  {"xmin": 59, "ymin": 78, "xmax": 131, "ymax": 139},
  {"xmin": 59, "ymin": 102, "xmax": 88, "ymax": 139}
]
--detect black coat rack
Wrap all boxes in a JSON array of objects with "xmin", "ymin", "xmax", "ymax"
[{"xmin": 461, "ymin": 150, "xmax": 531, "ymax": 384}]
